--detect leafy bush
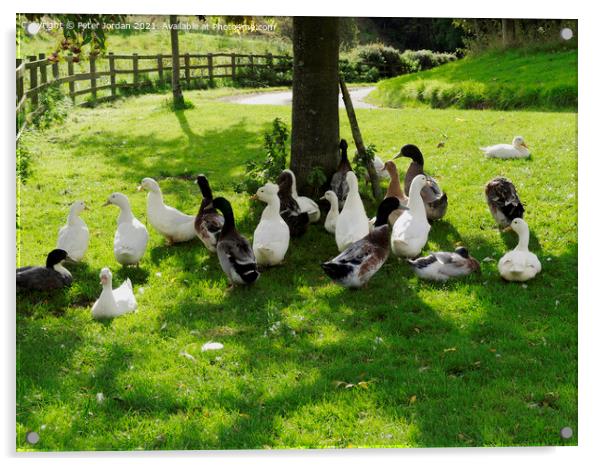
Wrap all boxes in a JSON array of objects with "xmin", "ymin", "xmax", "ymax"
[
  {"xmin": 234, "ymin": 118, "xmax": 289, "ymax": 194},
  {"xmin": 31, "ymin": 84, "xmax": 72, "ymax": 129},
  {"xmin": 16, "ymin": 137, "xmax": 33, "ymax": 185},
  {"xmin": 400, "ymin": 49, "xmax": 457, "ymax": 72},
  {"xmin": 340, "ymin": 44, "xmax": 456, "ymax": 82},
  {"xmin": 232, "ymin": 57, "xmax": 293, "ymax": 88}
]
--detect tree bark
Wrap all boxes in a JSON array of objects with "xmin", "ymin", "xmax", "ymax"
[
  {"xmin": 170, "ymin": 15, "xmax": 185, "ymax": 108},
  {"xmin": 290, "ymin": 17, "xmax": 340, "ymax": 196}
]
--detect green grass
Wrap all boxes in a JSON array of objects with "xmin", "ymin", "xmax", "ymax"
[
  {"xmin": 16, "ymin": 89, "xmax": 577, "ymax": 450},
  {"xmin": 369, "ymin": 45, "xmax": 577, "ymax": 111}
]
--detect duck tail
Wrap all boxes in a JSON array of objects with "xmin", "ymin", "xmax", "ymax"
[{"xmin": 321, "ymin": 261, "xmax": 352, "ymax": 280}]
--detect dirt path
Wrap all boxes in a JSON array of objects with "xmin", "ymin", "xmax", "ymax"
[{"xmin": 223, "ymin": 86, "xmax": 377, "ymax": 109}]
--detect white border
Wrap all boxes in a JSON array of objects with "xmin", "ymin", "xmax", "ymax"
[{"xmin": 3, "ymin": 1, "xmax": 599, "ymax": 465}]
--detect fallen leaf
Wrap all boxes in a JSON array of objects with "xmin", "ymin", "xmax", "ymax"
[
  {"xmin": 443, "ymin": 347, "xmax": 456, "ymax": 353},
  {"xmin": 409, "ymin": 395, "xmax": 417, "ymax": 404}
]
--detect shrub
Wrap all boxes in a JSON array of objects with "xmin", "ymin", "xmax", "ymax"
[
  {"xmin": 31, "ymin": 84, "xmax": 72, "ymax": 129},
  {"xmin": 400, "ymin": 49, "xmax": 457, "ymax": 72},
  {"xmin": 16, "ymin": 137, "xmax": 33, "ymax": 185},
  {"xmin": 234, "ymin": 118, "xmax": 289, "ymax": 194},
  {"xmin": 341, "ymin": 44, "xmax": 457, "ymax": 82}
]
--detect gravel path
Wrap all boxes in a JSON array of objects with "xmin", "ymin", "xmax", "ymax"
[{"xmin": 223, "ymin": 86, "xmax": 377, "ymax": 109}]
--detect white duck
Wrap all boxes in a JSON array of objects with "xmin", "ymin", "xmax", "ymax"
[
  {"xmin": 252, "ymin": 183, "xmax": 290, "ymax": 266},
  {"xmin": 320, "ymin": 190, "xmax": 339, "ymax": 234},
  {"xmin": 480, "ymin": 136, "xmax": 530, "ymax": 159},
  {"xmin": 286, "ymin": 169, "xmax": 321, "ymax": 223},
  {"xmin": 91, "ymin": 267, "xmax": 137, "ymax": 319},
  {"xmin": 336, "ymin": 171, "xmax": 370, "ymax": 252},
  {"xmin": 56, "ymin": 200, "xmax": 89, "ymax": 261},
  {"xmin": 138, "ymin": 177, "xmax": 196, "ymax": 243},
  {"xmin": 498, "ymin": 218, "xmax": 541, "ymax": 282},
  {"xmin": 104, "ymin": 192, "xmax": 148, "ymax": 266},
  {"xmin": 391, "ymin": 175, "xmax": 431, "ymax": 258}
]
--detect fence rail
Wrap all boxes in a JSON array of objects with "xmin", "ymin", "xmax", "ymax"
[{"xmin": 16, "ymin": 51, "xmax": 292, "ymax": 141}]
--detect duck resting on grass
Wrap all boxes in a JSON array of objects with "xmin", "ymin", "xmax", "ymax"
[
  {"xmin": 485, "ymin": 176, "xmax": 525, "ymax": 229},
  {"xmin": 91, "ymin": 267, "xmax": 137, "ymax": 319},
  {"xmin": 335, "ymin": 171, "xmax": 370, "ymax": 252},
  {"xmin": 286, "ymin": 169, "xmax": 320, "ymax": 223},
  {"xmin": 395, "ymin": 144, "xmax": 448, "ymax": 222},
  {"xmin": 138, "ymin": 177, "xmax": 196, "ymax": 244},
  {"xmin": 391, "ymin": 174, "xmax": 431, "ymax": 258},
  {"xmin": 498, "ymin": 218, "xmax": 541, "ymax": 282},
  {"xmin": 321, "ymin": 197, "xmax": 401, "ymax": 288},
  {"xmin": 252, "ymin": 183, "xmax": 290, "ymax": 267},
  {"xmin": 408, "ymin": 247, "xmax": 480, "ymax": 281},
  {"xmin": 320, "ymin": 190, "xmax": 339, "ymax": 234},
  {"xmin": 212, "ymin": 197, "xmax": 260, "ymax": 286},
  {"xmin": 276, "ymin": 170, "xmax": 310, "ymax": 237},
  {"xmin": 330, "ymin": 139, "xmax": 352, "ymax": 206},
  {"xmin": 17, "ymin": 249, "xmax": 72, "ymax": 291},
  {"xmin": 56, "ymin": 200, "xmax": 89, "ymax": 262},
  {"xmin": 104, "ymin": 192, "xmax": 148, "ymax": 266},
  {"xmin": 194, "ymin": 174, "xmax": 224, "ymax": 253},
  {"xmin": 480, "ymin": 136, "xmax": 530, "ymax": 159}
]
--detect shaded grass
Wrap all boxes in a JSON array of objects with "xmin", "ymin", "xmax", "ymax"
[
  {"xmin": 16, "ymin": 89, "xmax": 577, "ymax": 450},
  {"xmin": 369, "ymin": 45, "xmax": 577, "ymax": 111}
]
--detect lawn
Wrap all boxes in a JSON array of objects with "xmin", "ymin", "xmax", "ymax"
[
  {"xmin": 369, "ymin": 44, "xmax": 577, "ymax": 111},
  {"xmin": 16, "ymin": 88, "xmax": 577, "ymax": 450}
]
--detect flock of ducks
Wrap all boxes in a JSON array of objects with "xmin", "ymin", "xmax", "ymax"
[{"xmin": 16, "ymin": 134, "xmax": 540, "ymax": 319}]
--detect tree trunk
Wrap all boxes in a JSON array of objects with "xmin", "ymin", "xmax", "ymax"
[
  {"xmin": 501, "ymin": 19, "xmax": 508, "ymax": 47},
  {"xmin": 290, "ymin": 17, "xmax": 340, "ymax": 196},
  {"xmin": 170, "ymin": 15, "xmax": 185, "ymax": 108}
]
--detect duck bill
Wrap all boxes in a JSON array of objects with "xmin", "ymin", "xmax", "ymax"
[
  {"xmin": 392, "ymin": 151, "xmax": 403, "ymax": 160},
  {"xmin": 502, "ymin": 225, "xmax": 513, "ymax": 232},
  {"xmin": 521, "ymin": 143, "xmax": 528, "ymax": 149},
  {"xmin": 136, "ymin": 185, "xmax": 143, "ymax": 192},
  {"xmin": 250, "ymin": 194, "xmax": 258, "ymax": 201},
  {"xmin": 102, "ymin": 200, "xmax": 111, "ymax": 207},
  {"xmin": 84, "ymin": 205, "xmax": 90, "ymax": 211}
]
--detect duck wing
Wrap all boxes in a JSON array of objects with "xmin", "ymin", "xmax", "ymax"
[
  {"xmin": 331, "ymin": 170, "xmax": 349, "ymax": 204},
  {"xmin": 16, "ymin": 267, "xmax": 70, "ymax": 291},
  {"xmin": 486, "ymin": 177, "xmax": 524, "ymax": 221},
  {"xmin": 219, "ymin": 234, "xmax": 259, "ymax": 283},
  {"xmin": 113, "ymin": 278, "xmax": 137, "ymax": 313},
  {"xmin": 322, "ymin": 239, "xmax": 375, "ymax": 279}
]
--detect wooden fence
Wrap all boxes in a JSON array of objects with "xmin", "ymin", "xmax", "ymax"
[{"xmin": 16, "ymin": 52, "xmax": 292, "ymax": 141}]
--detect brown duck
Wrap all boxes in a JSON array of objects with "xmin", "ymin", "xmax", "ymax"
[
  {"xmin": 394, "ymin": 144, "xmax": 448, "ymax": 221},
  {"xmin": 276, "ymin": 170, "xmax": 309, "ymax": 237},
  {"xmin": 321, "ymin": 197, "xmax": 401, "ymax": 288}
]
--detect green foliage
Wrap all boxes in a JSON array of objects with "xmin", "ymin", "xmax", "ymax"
[
  {"xmin": 232, "ymin": 56, "xmax": 292, "ymax": 88},
  {"xmin": 371, "ymin": 45, "xmax": 577, "ymax": 111},
  {"xmin": 352, "ymin": 143, "xmax": 378, "ymax": 182},
  {"xmin": 234, "ymin": 117, "xmax": 289, "ymax": 194},
  {"xmin": 307, "ymin": 166, "xmax": 328, "ymax": 198},
  {"xmin": 341, "ymin": 44, "xmax": 457, "ymax": 83},
  {"xmin": 31, "ymin": 84, "xmax": 72, "ymax": 129},
  {"xmin": 16, "ymin": 136, "xmax": 33, "ymax": 185}
]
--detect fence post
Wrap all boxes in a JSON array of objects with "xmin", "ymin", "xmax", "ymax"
[
  {"xmin": 231, "ymin": 53, "xmax": 236, "ymax": 79},
  {"xmin": 133, "ymin": 53, "xmax": 139, "ymax": 86},
  {"xmin": 67, "ymin": 54, "xmax": 75, "ymax": 103},
  {"xmin": 51, "ymin": 59, "xmax": 59, "ymax": 81},
  {"xmin": 249, "ymin": 53, "xmax": 254, "ymax": 74},
  {"xmin": 38, "ymin": 53, "xmax": 47, "ymax": 88},
  {"xmin": 184, "ymin": 53, "xmax": 190, "ymax": 86},
  {"xmin": 207, "ymin": 53, "xmax": 213, "ymax": 81},
  {"xmin": 16, "ymin": 59, "xmax": 24, "ymax": 107},
  {"xmin": 157, "ymin": 53, "xmax": 164, "ymax": 85},
  {"xmin": 108, "ymin": 52, "xmax": 116, "ymax": 97},
  {"xmin": 89, "ymin": 55, "xmax": 97, "ymax": 101},
  {"xmin": 28, "ymin": 55, "xmax": 38, "ymax": 109}
]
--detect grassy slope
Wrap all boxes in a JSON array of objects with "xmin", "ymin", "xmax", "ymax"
[
  {"xmin": 16, "ymin": 90, "xmax": 577, "ymax": 450},
  {"xmin": 370, "ymin": 45, "xmax": 577, "ymax": 111}
]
